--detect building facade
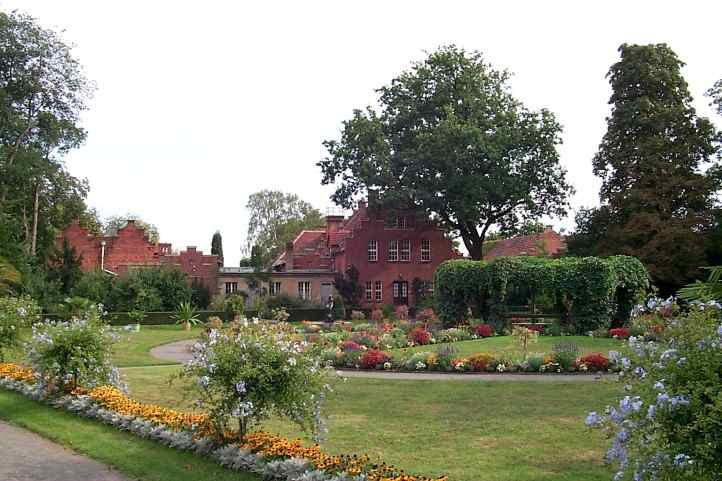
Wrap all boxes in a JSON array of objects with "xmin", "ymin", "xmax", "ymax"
[
  {"xmin": 268, "ymin": 201, "xmax": 455, "ymax": 307},
  {"xmin": 58, "ymin": 220, "xmax": 219, "ymax": 289}
]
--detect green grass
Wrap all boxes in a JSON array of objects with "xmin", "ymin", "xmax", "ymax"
[
  {"xmin": 0, "ymin": 389, "xmax": 258, "ymax": 481},
  {"xmin": 122, "ymin": 365, "xmax": 619, "ymax": 481},
  {"xmin": 111, "ymin": 325, "xmax": 201, "ymax": 367},
  {"xmin": 395, "ymin": 335, "xmax": 624, "ymax": 358}
]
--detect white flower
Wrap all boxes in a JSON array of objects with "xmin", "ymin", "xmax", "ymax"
[
  {"xmin": 415, "ymin": 361, "xmax": 426, "ymax": 370},
  {"xmin": 287, "ymin": 357, "xmax": 297, "ymax": 366}
]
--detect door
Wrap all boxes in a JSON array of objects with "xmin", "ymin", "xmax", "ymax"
[
  {"xmin": 392, "ymin": 281, "xmax": 408, "ymax": 305},
  {"xmin": 320, "ymin": 282, "xmax": 333, "ymax": 305}
]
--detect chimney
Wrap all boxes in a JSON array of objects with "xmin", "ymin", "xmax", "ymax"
[
  {"xmin": 326, "ymin": 214, "xmax": 344, "ymax": 244},
  {"xmin": 285, "ymin": 241, "xmax": 294, "ymax": 271}
]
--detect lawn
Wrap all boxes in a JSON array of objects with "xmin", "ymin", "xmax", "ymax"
[
  {"xmin": 0, "ymin": 389, "xmax": 258, "ymax": 481},
  {"xmin": 111, "ymin": 325, "xmax": 201, "ymax": 367},
  {"xmin": 122, "ymin": 365, "xmax": 620, "ymax": 481},
  {"xmin": 394, "ymin": 335, "xmax": 624, "ymax": 358}
]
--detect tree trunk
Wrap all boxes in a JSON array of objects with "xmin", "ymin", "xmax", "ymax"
[{"xmin": 30, "ymin": 182, "xmax": 40, "ymax": 257}]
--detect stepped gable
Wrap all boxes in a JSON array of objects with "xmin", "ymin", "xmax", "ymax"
[{"xmin": 484, "ymin": 227, "xmax": 566, "ymax": 259}]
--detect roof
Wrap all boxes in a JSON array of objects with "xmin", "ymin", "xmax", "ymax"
[{"xmin": 484, "ymin": 228, "xmax": 566, "ymax": 259}]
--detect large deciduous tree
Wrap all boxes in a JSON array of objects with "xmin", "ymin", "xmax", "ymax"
[
  {"xmin": 567, "ymin": 44, "xmax": 721, "ymax": 293},
  {"xmin": 245, "ymin": 190, "xmax": 324, "ymax": 266},
  {"xmin": 318, "ymin": 45, "xmax": 573, "ymax": 259},
  {"xmin": 0, "ymin": 10, "xmax": 94, "ymax": 261}
]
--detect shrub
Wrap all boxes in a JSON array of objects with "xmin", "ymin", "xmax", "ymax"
[
  {"xmin": 409, "ymin": 327, "xmax": 432, "ymax": 345},
  {"xmin": 351, "ymin": 332, "xmax": 378, "ymax": 349},
  {"xmin": 586, "ymin": 304, "xmax": 722, "ymax": 480},
  {"xmin": 352, "ymin": 322, "xmax": 375, "ymax": 332},
  {"xmin": 576, "ymin": 353, "xmax": 609, "ymax": 372},
  {"xmin": 179, "ymin": 321, "xmax": 333, "ymax": 441},
  {"xmin": 350, "ymin": 310, "xmax": 366, "ymax": 321},
  {"xmin": 402, "ymin": 351, "xmax": 434, "ymax": 370},
  {"xmin": 26, "ymin": 318, "xmax": 121, "ymax": 393},
  {"xmin": 206, "ymin": 316, "xmax": 223, "ymax": 330},
  {"xmin": 370, "ymin": 308, "xmax": 383, "ymax": 322},
  {"xmin": 526, "ymin": 355, "xmax": 544, "ymax": 372},
  {"xmin": 434, "ymin": 344, "xmax": 459, "ymax": 371},
  {"xmin": 552, "ymin": 342, "xmax": 579, "ymax": 371},
  {"xmin": 394, "ymin": 305, "xmax": 409, "ymax": 320},
  {"xmin": 339, "ymin": 340, "xmax": 362, "ymax": 352},
  {"xmin": 0, "ymin": 296, "xmax": 41, "ymax": 361},
  {"xmin": 271, "ymin": 307, "xmax": 290, "ymax": 323},
  {"xmin": 475, "ymin": 324, "xmax": 493, "ymax": 338},
  {"xmin": 438, "ymin": 327, "xmax": 471, "ymax": 343},
  {"xmin": 360, "ymin": 350, "xmax": 391, "ymax": 369},
  {"xmin": 415, "ymin": 307, "xmax": 437, "ymax": 323},
  {"xmin": 468, "ymin": 352, "xmax": 494, "ymax": 372},
  {"xmin": 546, "ymin": 322, "xmax": 563, "ymax": 337},
  {"xmin": 608, "ymin": 327, "xmax": 630, "ymax": 339}
]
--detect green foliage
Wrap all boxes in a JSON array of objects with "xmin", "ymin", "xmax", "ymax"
[
  {"xmin": 245, "ymin": 190, "xmax": 324, "ymax": 266},
  {"xmin": 567, "ymin": 44, "xmax": 722, "ymax": 294},
  {"xmin": 172, "ymin": 301, "xmax": 200, "ymax": 328},
  {"xmin": 333, "ymin": 264, "xmax": 363, "ymax": 308},
  {"xmin": 0, "ymin": 295, "xmax": 40, "ymax": 360},
  {"xmin": 47, "ymin": 238, "xmax": 83, "ymax": 295},
  {"xmin": 0, "ymin": 256, "xmax": 21, "ymax": 294},
  {"xmin": 178, "ymin": 322, "xmax": 333, "ymax": 441},
  {"xmin": 71, "ymin": 269, "xmax": 113, "ymax": 304},
  {"xmin": 190, "ymin": 278, "xmax": 211, "ymax": 309},
  {"xmin": 318, "ymin": 45, "xmax": 573, "ymax": 260},
  {"xmin": 26, "ymin": 318, "xmax": 120, "ymax": 392},
  {"xmin": 679, "ymin": 266, "xmax": 722, "ymax": 302},
  {"xmin": 706, "ymin": 78, "xmax": 722, "ymax": 117},
  {"xmin": 106, "ymin": 267, "xmax": 191, "ymax": 312},
  {"xmin": 102, "ymin": 215, "xmax": 159, "ymax": 243},
  {"xmin": 435, "ymin": 255, "xmax": 650, "ymax": 332},
  {"xmin": 210, "ymin": 231, "xmax": 223, "ymax": 266},
  {"xmin": 588, "ymin": 306, "xmax": 722, "ymax": 480}
]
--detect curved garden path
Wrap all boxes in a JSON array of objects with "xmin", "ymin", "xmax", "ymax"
[{"xmin": 150, "ymin": 340, "xmax": 615, "ymax": 382}]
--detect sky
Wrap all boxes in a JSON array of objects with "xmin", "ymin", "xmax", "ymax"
[{"xmin": 4, "ymin": 0, "xmax": 721, "ymax": 265}]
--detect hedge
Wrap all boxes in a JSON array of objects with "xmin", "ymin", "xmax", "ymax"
[{"xmin": 434, "ymin": 255, "xmax": 650, "ymax": 332}]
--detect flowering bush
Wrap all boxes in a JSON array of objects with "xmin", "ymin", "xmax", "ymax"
[
  {"xmin": 409, "ymin": 327, "xmax": 432, "ymax": 345},
  {"xmin": 586, "ymin": 304, "xmax": 722, "ymax": 481},
  {"xmin": 180, "ymin": 320, "xmax": 333, "ymax": 441},
  {"xmin": 340, "ymin": 340, "xmax": 362, "ymax": 352},
  {"xmin": 360, "ymin": 349, "xmax": 391, "ymax": 369},
  {"xmin": 415, "ymin": 307, "xmax": 437, "ymax": 323},
  {"xmin": 0, "ymin": 295, "xmax": 41, "ymax": 360},
  {"xmin": 437, "ymin": 327, "xmax": 471, "ymax": 343},
  {"xmin": 370, "ymin": 308, "xmax": 383, "ymax": 322},
  {"xmin": 468, "ymin": 352, "xmax": 494, "ymax": 372},
  {"xmin": 394, "ymin": 305, "xmax": 409, "ymax": 320},
  {"xmin": 26, "ymin": 318, "xmax": 121, "ymax": 393},
  {"xmin": 475, "ymin": 324, "xmax": 493, "ymax": 338},
  {"xmin": 576, "ymin": 353, "xmax": 609, "ymax": 372},
  {"xmin": 351, "ymin": 332, "xmax": 378, "ymax": 349},
  {"xmin": 608, "ymin": 327, "xmax": 630, "ymax": 339}
]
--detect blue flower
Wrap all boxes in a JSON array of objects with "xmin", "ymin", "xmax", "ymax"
[
  {"xmin": 585, "ymin": 411, "xmax": 601, "ymax": 427},
  {"xmin": 235, "ymin": 380, "xmax": 246, "ymax": 394},
  {"xmin": 673, "ymin": 453, "xmax": 693, "ymax": 468}
]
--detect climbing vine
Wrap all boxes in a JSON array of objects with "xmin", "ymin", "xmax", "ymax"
[{"xmin": 434, "ymin": 255, "xmax": 649, "ymax": 332}]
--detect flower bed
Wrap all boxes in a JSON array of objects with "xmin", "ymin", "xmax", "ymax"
[{"xmin": 0, "ymin": 362, "xmax": 446, "ymax": 481}]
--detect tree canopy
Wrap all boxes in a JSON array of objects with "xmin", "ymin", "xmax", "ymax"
[
  {"xmin": 245, "ymin": 190, "xmax": 324, "ymax": 266},
  {"xmin": 318, "ymin": 45, "xmax": 573, "ymax": 259},
  {"xmin": 567, "ymin": 44, "xmax": 721, "ymax": 293},
  {"xmin": 211, "ymin": 231, "xmax": 223, "ymax": 267},
  {"xmin": 102, "ymin": 214, "xmax": 159, "ymax": 243}
]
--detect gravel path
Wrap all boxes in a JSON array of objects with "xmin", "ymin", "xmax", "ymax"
[
  {"xmin": 0, "ymin": 421, "xmax": 132, "ymax": 481},
  {"xmin": 150, "ymin": 340, "xmax": 614, "ymax": 382}
]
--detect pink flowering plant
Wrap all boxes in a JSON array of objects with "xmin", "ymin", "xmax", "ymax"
[
  {"xmin": 586, "ymin": 300, "xmax": 722, "ymax": 481},
  {"xmin": 179, "ymin": 319, "xmax": 334, "ymax": 442}
]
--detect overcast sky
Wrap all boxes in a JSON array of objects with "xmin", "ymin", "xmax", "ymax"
[{"xmin": 4, "ymin": 1, "xmax": 721, "ymax": 265}]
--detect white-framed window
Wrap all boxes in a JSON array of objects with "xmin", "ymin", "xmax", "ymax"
[
  {"xmin": 421, "ymin": 239, "xmax": 431, "ymax": 262},
  {"xmin": 298, "ymin": 281, "xmax": 311, "ymax": 300},
  {"xmin": 388, "ymin": 240, "xmax": 398, "ymax": 262},
  {"xmin": 396, "ymin": 216, "xmax": 407, "ymax": 229},
  {"xmin": 392, "ymin": 282, "xmax": 400, "ymax": 299},
  {"xmin": 400, "ymin": 240, "xmax": 411, "ymax": 262},
  {"xmin": 270, "ymin": 281, "xmax": 281, "ymax": 295},
  {"xmin": 374, "ymin": 281, "xmax": 383, "ymax": 302},
  {"xmin": 368, "ymin": 240, "xmax": 378, "ymax": 262},
  {"xmin": 365, "ymin": 281, "xmax": 373, "ymax": 302},
  {"xmin": 225, "ymin": 282, "xmax": 238, "ymax": 295},
  {"xmin": 401, "ymin": 282, "xmax": 408, "ymax": 298}
]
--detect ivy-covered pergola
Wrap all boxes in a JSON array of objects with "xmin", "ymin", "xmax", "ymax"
[{"xmin": 434, "ymin": 256, "xmax": 650, "ymax": 333}]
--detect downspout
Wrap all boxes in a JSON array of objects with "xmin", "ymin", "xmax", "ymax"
[{"xmin": 100, "ymin": 241, "xmax": 106, "ymax": 271}]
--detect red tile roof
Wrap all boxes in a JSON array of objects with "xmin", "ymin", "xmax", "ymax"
[{"xmin": 484, "ymin": 229, "xmax": 566, "ymax": 259}]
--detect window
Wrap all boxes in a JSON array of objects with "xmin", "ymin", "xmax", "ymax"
[
  {"xmin": 401, "ymin": 281, "xmax": 408, "ymax": 298},
  {"xmin": 365, "ymin": 281, "xmax": 373, "ymax": 302},
  {"xmin": 225, "ymin": 282, "xmax": 238, "ymax": 295},
  {"xmin": 374, "ymin": 281, "xmax": 383, "ymax": 302},
  {"xmin": 385, "ymin": 215, "xmax": 408, "ymax": 229},
  {"xmin": 421, "ymin": 239, "xmax": 431, "ymax": 262},
  {"xmin": 392, "ymin": 282, "xmax": 399, "ymax": 299},
  {"xmin": 368, "ymin": 240, "xmax": 378, "ymax": 262},
  {"xmin": 392, "ymin": 281, "xmax": 409, "ymax": 300},
  {"xmin": 388, "ymin": 240, "xmax": 398, "ymax": 262},
  {"xmin": 298, "ymin": 281, "xmax": 311, "ymax": 300},
  {"xmin": 400, "ymin": 240, "xmax": 411, "ymax": 262},
  {"xmin": 270, "ymin": 281, "xmax": 281, "ymax": 295}
]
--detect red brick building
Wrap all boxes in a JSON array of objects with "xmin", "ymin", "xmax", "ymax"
[
  {"xmin": 57, "ymin": 220, "xmax": 218, "ymax": 288},
  {"xmin": 484, "ymin": 227, "xmax": 566, "ymax": 259},
  {"xmin": 267, "ymin": 201, "xmax": 455, "ymax": 307}
]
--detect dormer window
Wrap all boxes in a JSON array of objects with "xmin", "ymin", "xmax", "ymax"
[{"xmin": 385, "ymin": 215, "xmax": 408, "ymax": 229}]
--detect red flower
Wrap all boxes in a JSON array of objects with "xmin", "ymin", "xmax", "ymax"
[
  {"xmin": 475, "ymin": 324, "xmax": 493, "ymax": 338},
  {"xmin": 609, "ymin": 328, "xmax": 630, "ymax": 339},
  {"xmin": 577, "ymin": 353, "xmax": 609, "ymax": 371},
  {"xmin": 409, "ymin": 327, "xmax": 432, "ymax": 345},
  {"xmin": 360, "ymin": 350, "xmax": 391, "ymax": 369}
]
